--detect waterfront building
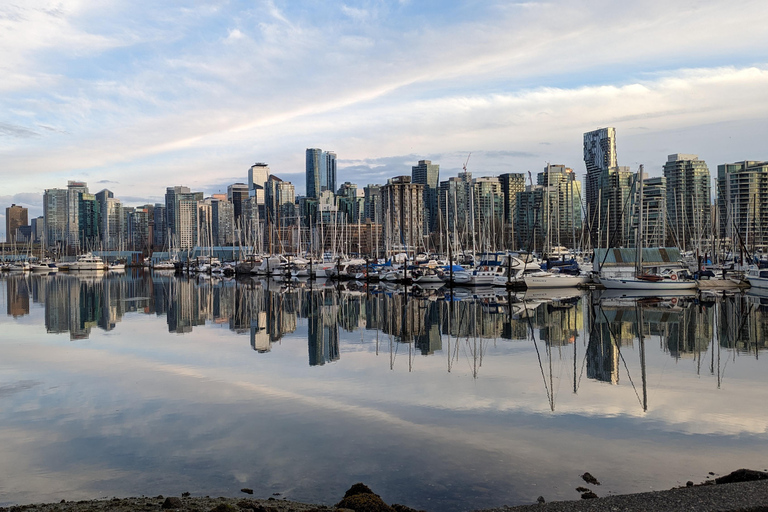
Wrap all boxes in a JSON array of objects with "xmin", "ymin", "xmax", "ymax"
[
  {"xmin": 663, "ymin": 154, "xmax": 711, "ymax": 251},
  {"xmin": 439, "ymin": 172, "xmax": 472, "ymax": 249},
  {"xmin": 632, "ymin": 176, "xmax": 667, "ymax": 248},
  {"xmin": 100, "ymin": 196, "xmax": 123, "ymax": 251},
  {"xmin": 77, "ymin": 193, "xmax": 100, "ymax": 251},
  {"xmin": 248, "ymin": 162, "xmax": 269, "ymax": 198},
  {"xmin": 211, "ymin": 198, "xmax": 234, "ymax": 246},
  {"xmin": 66, "ymin": 181, "xmax": 88, "ymax": 249},
  {"xmin": 337, "ymin": 182, "xmax": 363, "ymax": 223},
  {"xmin": 537, "ymin": 165, "xmax": 583, "ymax": 251},
  {"xmin": 265, "ymin": 175, "xmax": 296, "ymax": 228},
  {"xmin": 717, "ymin": 160, "xmax": 768, "ymax": 252},
  {"xmin": 583, "ymin": 127, "xmax": 618, "ymax": 244},
  {"xmin": 411, "ymin": 160, "xmax": 440, "ymax": 233},
  {"xmin": 499, "ymin": 173, "xmax": 526, "ymax": 249},
  {"xmin": 363, "ymin": 184, "xmax": 383, "ymax": 224},
  {"xmin": 306, "ymin": 148, "xmax": 337, "ymax": 198},
  {"xmin": 228, "ymin": 183, "xmax": 250, "ymax": 228},
  {"xmin": 129, "ymin": 207, "xmax": 151, "ymax": 252},
  {"xmin": 31, "ymin": 216, "xmax": 44, "ymax": 244},
  {"xmin": 472, "ymin": 176, "xmax": 504, "ymax": 250},
  {"xmin": 5, "ymin": 204, "xmax": 28, "ymax": 244},
  {"xmin": 514, "ymin": 185, "xmax": 546, "ymax": 253},
  {"xmin": 381, "ymin": 176, "xmax": 424, "ymax": 254},
  {"xmin": 153, "ymin": 204, "xmax": 166, "ymax": 249},
  {"xmin": 165, "ymin": 186, "xmax": 203, "ymax": 250},
  {"xmin": 43, "ymin": 188, "xmax": 68, "ymax": 251}
]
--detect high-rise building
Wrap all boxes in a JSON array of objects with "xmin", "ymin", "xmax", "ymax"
[
  {"xmin": 663, "ymin": 154, "xmax": 711, "ymax": 251},
  {"xmin": 583, "ymin": 127, "xmax": 617, "ymax": 241},
  {"xmin": 67, "ymin": 181, "xmax": 88, "ymax": 248},
  {"xmin": 101, "ymin": 197, "xmax": 123, "ymax": 251},
  {"xmin": 499, "ymin": 173, "xmax": 526, "ymax": 249},
  {"xmin": 5, "ymin": 204, "xmax": 28, "ymax": 244},
  {"xmin": 30, "ymin": 216, "xmax": 44, "ymax": 243},
  {"xmin": 537, "ymin": 165, "xmax": 583, "ymax": 251},
  {"xmin": 717, "ymin": 160, "xmax": 768, "ymax": 251},
  {"xmin": 632, "ymin": 176, "xmax": 667, "ymax": 248},
  {"xmin": 43, "ymin": 188, "xmax": 68, "ymax": 250},
  {"xmin": 211, "ymin": 198, "xmax": 234, "ymax": 246},
  {"xmin": 265, "ymin": 175, "xmax": 296, "ymax": 227},
  {"xmin": 411, "ymin": 160, "xmax": 440, "ymax": 232},
  {"xmin": 228, "ymin": 183, "xmax": 250, "ymax": 227},
  {"xmin": 381, "ymin": 176, "xmax": 424, "ymax": 253},
  {"xmin": 306, "ymin": 148, "xmax": 337, "ymax": 198},
  {"xmin": 153, "ymin": 204, "xmax": 166, "ymax": 249},
  {"xmin": 363, "ymin": 184, "xmax": 382, "ymax": 224},
  {"xmin": 472, "ymin": 177, "xmax": 504, "ymax": 249},
  {"xmin": 439, "ymin": 172, "xmax": 472, "ymax": 241},
  {"xmin": 165, "ymin": 186, "xmax": 203, "ymax": 249},
  {"xmin": 78, "ymin": 193, "xmax": 100, "ymax": 251}
]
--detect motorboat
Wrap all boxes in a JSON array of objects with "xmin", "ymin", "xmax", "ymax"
[{"xmin": 67, "ymin": 253, "xmax": 106, "ymax": 271}]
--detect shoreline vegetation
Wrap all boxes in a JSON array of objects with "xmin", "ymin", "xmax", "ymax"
[{"xmin": 2, "ymin": 470, "xmax": 767, "ymax": 512}]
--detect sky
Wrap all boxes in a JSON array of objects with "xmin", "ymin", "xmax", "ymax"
[{"xmin": 2, "ymin": 0, "xmax": 768, "ymax": 237}]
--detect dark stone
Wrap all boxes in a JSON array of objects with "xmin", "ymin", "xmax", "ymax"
[
  {"xmin": 208, "ymin": 505, "xmax": 238, "ymax": 512},
  {"xmin": 236, "ymin": 500, "xmax": 254, "ymax": 509},
  {"xmin": 182, "ymin": 492, "xmax": 190, "ymax": 498},
  {"xmin": 581, "ymin": 472, "xmax": 600, "ymax": 485},
  {"xmin": 343, "ymin": 483, "xmax": 376, "ymax": 498},
  {"xmin": 336, "ymin": 493, "xmax": 394, "ymax": 512},
  {"xmin": 241, "ymin": 488, "xmax": 254, "ymax": 495},
  {"xmin": 272, "ymin": 492, "xmax": 281, "ymax": 496},
  {"xmin": 60, "ymin": 500, "xmax": 66, "ymax": 504},
  {"xmin": 536, "ymin": 496, "xmax": 546, "ymax": 504},
  {"xmin": 580, "ymin": 491, "xmax": 598, "ymax": 500},
  {"xmin": 162, "ymin": 497, "xmax": 183, "ymax": 509},
  {"xmin": 686, "ymin": 481, "xmax": 694, "ymax": 487},
  {"xmin": 715, "ymin": 469, "xmax": 768, "ymax": 484},
  {"xmin": 575, "ymin": 487, "xmax": 590, "ymax": 493},
  {"xmin": 709, "ymin": 472, "xmax": 715, "ymax": 475},
  {"xmin": 156, "ymin": 495, "xmax": 164, "ymax": 500}
]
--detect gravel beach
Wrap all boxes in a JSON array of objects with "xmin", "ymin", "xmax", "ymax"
[{"xmin": 3, "ymin": 471, "xmax": 767, "ymax": 512}]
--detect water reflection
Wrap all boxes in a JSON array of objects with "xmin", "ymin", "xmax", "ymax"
[
  {"xmin": 1, "ymin": 272, "xmax": 768, "ymax": 511},
  {"xmin": 3, "ymin": 273, "xmax": 767, "ymax": 370}
]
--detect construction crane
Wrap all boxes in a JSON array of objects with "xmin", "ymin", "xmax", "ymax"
[{"xmin": 463, "ymin": 152, "xmax": 471, "ymax": 172}]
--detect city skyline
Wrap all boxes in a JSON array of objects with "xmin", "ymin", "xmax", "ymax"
[{"xmin": 2, "ymin": 1, "xmax": 768, "ymax": 237}]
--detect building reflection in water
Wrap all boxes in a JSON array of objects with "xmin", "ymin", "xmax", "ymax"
[{"xmin": 2, "ymin": 274, "xmax": 766, "ymax": 383}]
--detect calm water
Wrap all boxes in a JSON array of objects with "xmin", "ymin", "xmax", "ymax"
[{"xmin": 1, "ymin": 271, "xmax": 767, "ymax": 511}]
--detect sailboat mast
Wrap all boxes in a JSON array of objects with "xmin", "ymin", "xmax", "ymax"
[{"xmin": 636, "ymin": 165, "xmax": 644, "ymax": 275}]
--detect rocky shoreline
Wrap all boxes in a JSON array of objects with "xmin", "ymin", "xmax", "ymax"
[{"xmin": 2, "ymin": 470, "xmax": 767, "ymax": 512}]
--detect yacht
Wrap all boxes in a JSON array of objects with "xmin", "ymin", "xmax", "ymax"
[
  {"xmin": 68, "ymin": 253, "xmax": 106, "ymax": 271},
  {"xmin": 746, "ymin": 265, "xmax": 768, "ymax": 289}
]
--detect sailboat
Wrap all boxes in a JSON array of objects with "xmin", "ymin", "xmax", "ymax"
[{"xmin": 598, "ymin": 166, "xmax": 696, "ymax": 291}]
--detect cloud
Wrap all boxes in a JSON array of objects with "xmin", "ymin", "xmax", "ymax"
[{"xmin": 0, "ymin": 122, "xmax": 40, "ymax": 138}]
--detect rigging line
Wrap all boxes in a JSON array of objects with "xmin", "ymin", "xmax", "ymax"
[
  {"xmin": 523, "ymin": 300, "xmax": 553, "ymax": 409},
  {"xmin": 599, "ymin": 303, "xmax": 644, "ymax": 410}
]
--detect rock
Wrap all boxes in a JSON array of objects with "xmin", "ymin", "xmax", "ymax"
[
  {"xmin": 580, "ymin": 491, "xmax": 598, "ymax": 500},
  {"xmin": 575, "ymin": 487, "xmax": 590, "ymax": 493},
  {"xmin": 715, "ymin": 468, "xmax": 768, "ymax": 484},
  {"xmin": 156, "ymin": 495, "xmax": 164, "ymax": 500},
  {"xmin": 708, "ymin": 471, "xmax": 715, "ymax": 475},
  {"xmin": 209, "ymin": 505, "xmax": 238, "ymax": 512},
  {"xmin": 536, "ymin": 496, "xmax": 546, "ymax": 504},
  {"xmin": 581, "ymin": 472, "xmax": 600, "ymax": 485},
  {"xmin": 161, "ymin": 497, "xmax": 183, "ymax": 509},
  {"xmin": 335, "ymin": 493, "xmax": 394, "ymax": 512},
  {"xmin": 686, "ymin": 481, "xmax": 694, "ymax": 487},
  {"xmin": 343, "ymin": 483, "xmax": 376, "ymax": 498},
  {"xmin": 241, "ymin": 488, "xmax": 254, "ymax": 495},
  {"xmin": 182, "ymin": 492, "xmax": 191, "ymax": 497}
]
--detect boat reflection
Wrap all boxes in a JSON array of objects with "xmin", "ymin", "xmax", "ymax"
[{"xmin": 2, "ymin": 272, "xmax": 765, "ymax": 398}]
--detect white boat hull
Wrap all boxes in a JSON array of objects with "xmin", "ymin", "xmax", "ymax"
[
  {"xmin": 524, "ymin": 273, "xmax": 591, "ymax": 289},
  {"xmin": 599, "ymin": 276, "xmax": 696, "ymax": 290}
]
